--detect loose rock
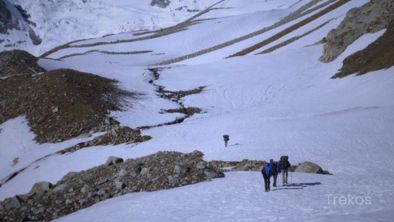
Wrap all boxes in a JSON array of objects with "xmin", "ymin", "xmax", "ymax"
[{"xmin": 0, "ymin": 151, "xmax": 224, "ymax": 222}]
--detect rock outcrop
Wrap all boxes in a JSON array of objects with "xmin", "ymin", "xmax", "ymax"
[
  {"xmin": 105, "ymin": 156, "xmax": 124, "ymax": 166},
  {"xmin": 0, "ymin": 151, "xmax": 224, "ymax": 222},
  {"xmin": 320, "ymin": 0, "xmax": 394, "ymax": 62},
  {"xmin": 0, "ymin": 0, "xmax": 15, "ymax": 34},
  {"xmin": 295, "ymin": 161, "xmax": 330, "ymax": 175},
  {"xmin": 0, "ymin": 0, "xmax": 41, "ymax": 47},
  {"xmin": 0, "ymin": 50, "xmax": 45, "ymax": 77},
  {"xmin": 333, "ymin": 21, "xmax": 394, "ymax": 78}
]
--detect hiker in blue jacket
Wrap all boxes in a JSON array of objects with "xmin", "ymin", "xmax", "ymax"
[
  {"xmin": 261, "ymin": 159, "xmax": 274, "ymax": 192},
  {"xmin": 272, "ymin": 160, "xmax": 281, "ymax": 187}
]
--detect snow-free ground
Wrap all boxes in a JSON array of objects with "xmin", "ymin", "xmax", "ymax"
[{"xmin": 1, "ymin": 0, "xmax": 393, "ymax": 221}]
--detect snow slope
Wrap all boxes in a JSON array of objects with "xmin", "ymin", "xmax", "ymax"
[
  {"xmin": 56, "ymin": 172, "xmax": 394, "ymax": 222},
  {"xmin": 1, "ymin": 0, "xmax": 394, "ymax": 221},
  {"xmin": 7, "ymin": 0, "xmax": 220, "ymax": 55}
]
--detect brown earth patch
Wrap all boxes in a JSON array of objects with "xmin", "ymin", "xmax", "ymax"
[
  {"xmin": 160, "ymin": 107, "xmax": 203, "ymax": 116},
  {"xmin": 0, "ymin": 50, "xmax": 45, "ymax": 77},
  {"xmin": 257, "ymin": 20, "xmax": 331, "ymax": 54},
  {"xmin": 333, "ymin": 22, "xmax": 394, "ymax": 78},
  {"xmin": 158, "ymin": 87, "xmax": 205, "ymax": 102},
  {"xmin": 0, "ymin": 68, "xmax": 135, "ymax": 143}
]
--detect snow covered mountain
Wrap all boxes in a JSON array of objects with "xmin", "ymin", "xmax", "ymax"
[
  {"xmin": 1, "ymin": 0, "xmax": 394, "ymax": 221},
  {"xmin": 3, "ymin": 0, "xmax": 219, "ymax": 55}
]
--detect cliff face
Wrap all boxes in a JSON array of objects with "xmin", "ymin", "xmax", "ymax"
[
  {"xmin": 0, "ymin": 0, "xmax": 16, "ymax": 34},
  {"xmin": 0, "ymin": 0, "xmax": 41, "ymax": 51},
  {"xmin": 320, "ymin": 0, "xmax": 394, "ymax": 63}
]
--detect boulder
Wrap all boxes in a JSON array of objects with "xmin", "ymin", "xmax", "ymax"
[
  {"xmin": 53, "ymin": 184, "xmax": 67, "ymax": 192},
  {"xmin": 295, "ymin": 161, "xmax": 323, "ymax": 174},
  {"xmin": 105, "ymin": 156, "xmax": 124, "ymax": 166},
  {"xmin": 3, "ymin": 196, "xmax": 21, "ymax": 210},
  {"xmin": 114, "ymin": 180, "xmax": 125, "ymax": 189},
  {"xmin": 28, "ymin": 181, "xmax": 52, "ymax": 196}
]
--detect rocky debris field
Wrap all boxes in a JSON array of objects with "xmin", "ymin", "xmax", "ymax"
[
  {"xmin": 0, "ymin": 50, "xmax": 45, "ymax": 77},
  {"xmin": 0, "ymin": 151, "xmax": 224, "ymax": 222},
  {"xmin": 59, "ymin": 126, "xmax": 152, "ymax": 154},
  {"xmin": 0, "ymin": 51, "xmax": 141, "ymax": 143}
]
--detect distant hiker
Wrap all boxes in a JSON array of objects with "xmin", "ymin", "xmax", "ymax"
[
  {"xmin": 223, "ymin": 134, "xmax": 229, "ymax": 147},
  {"xmin": 272, "ymin": 161, "xmax": 281, "ymax": 187},
  {"xmin": 279, "ymin": 155, "xmax": 291, "ymax": 185},
  {"xmin": 261, "ymin": 159, "xmax": 273, "ymax": 192}
]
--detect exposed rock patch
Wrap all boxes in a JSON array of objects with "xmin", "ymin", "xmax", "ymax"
[
  {"xmin": 161, "ymin": 107, "xmax": 203, "ymax": 116},
  {"xmin": 59, "ymin": 126, "xmax": 151, "ymax": 154},
  {"xmin": 0, "ymin": 126, "xmax": 151, "ymax": 188},
  {"xmin": 0, "ymin": 50, "xmax": 45, "ymax": 77},
  {"xmin": 0, "ymin": 65, "xmax": 136, "ymax": 143},
  {"xmin": 333, "ymin": 22, "xmax": 394, "ymax": 78},
  {"xmin": 151, "ymin": 0, "xmax": 171, "ymax": 8},
  {"xmin": 320, "ymin": 0, "xmax": 394, "ymax": 62},
  {"xmin": 0, "ymin": 151, "xmax": 224, "ymax": 222}
]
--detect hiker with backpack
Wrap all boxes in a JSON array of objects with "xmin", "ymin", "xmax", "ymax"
[
  {"xmin": 223, "ymin": 134, "xmax": 229, "ymax": 147},
  {"xmin": 272, "ymin": 160, "xmax": 281, "ymax": 187},
  {"xmin": 279, "ymin": 155, "xmax": 291, "ymax": 185},
  {"xmin": 261, "ymin": 159, "xmax": 274, "ymax": 192}
]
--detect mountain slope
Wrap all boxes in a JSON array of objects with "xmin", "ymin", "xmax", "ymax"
[
  {"xmin": 1, "ymin": 0, "xmax": 394, "ymax": 221},
  {"xmin": 5, "ymin": 0, "xmax": 220, "ymax": 55}
]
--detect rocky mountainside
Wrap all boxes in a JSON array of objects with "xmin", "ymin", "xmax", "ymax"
[
  {"xmin": 320, "ymin": 0, "xmax": 394, "ymax": 62},
  {"xmin": 1, "ymin": 0, "xmax": 394, "ymax": 221},
  {"xmin": 0, "ymin": 0, "xmax": 41, "ymax": 50},
  {"xmin": 333, "ymin": 21, "xmax": 394, "ymax": 78}
]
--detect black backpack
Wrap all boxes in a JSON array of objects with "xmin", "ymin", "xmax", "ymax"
[{"xmin": 279, "ymin": 156, "xmax": 290, "ymax": 170}]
